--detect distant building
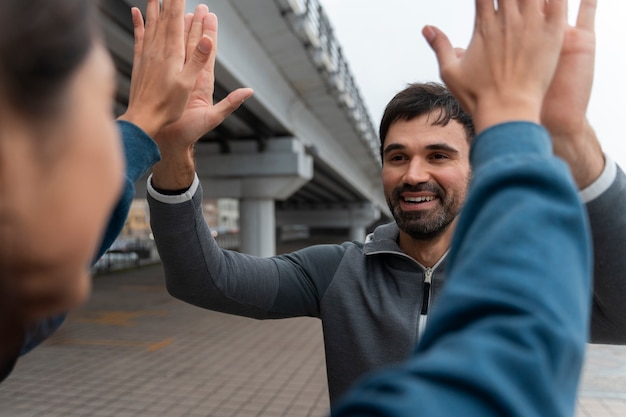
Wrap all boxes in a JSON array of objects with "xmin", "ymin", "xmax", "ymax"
[
  {"xmin": 217, "ymin": 198, "xmax": 239, "ymax": 230},
  {"xmin": 203, "ymin": 199, "xmax": 219, "ymax": 228},
  {"xmin": 115, "ymin": 198, "xmax": 240, "ymax": 252},
  {"xmin": 121, "ymin": 199, "xmax": 151, "ymax": 239}
]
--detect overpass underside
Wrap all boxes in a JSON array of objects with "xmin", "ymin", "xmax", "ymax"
[{"xmin": 100, "ymin": 0, "xmax": 389, "ymax": 256}]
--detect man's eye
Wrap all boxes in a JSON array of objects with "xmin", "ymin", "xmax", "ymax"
[
  {"xmin": 431, "ymin": 153, "xmax": 449, "ymax": 160},
  {"xmin": 389, "ymin": 155, "xmax": 406, "ymax": 162}
]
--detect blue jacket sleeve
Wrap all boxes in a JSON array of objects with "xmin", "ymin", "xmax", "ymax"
[
  {"xmin": 94, "ymin": 121, "xmax": 161, "ymax": 259},
  {"xmin": 19, "ymin": 121, "xmax": 160, "ymax": 356},
  {"xmin": 331, "ymin": 122, "xmax": 592, "ymax": 417}
]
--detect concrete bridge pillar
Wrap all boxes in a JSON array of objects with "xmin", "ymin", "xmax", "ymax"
[
  {"xmin": 194, "ymin": 138, "xmax": 313, "ymax": 257},
  {"xmin": 240, "ymin": 198, "xmax": 276, "ymax": 257},
  {"xmin": 349, "ymin": 225, "xmax": 366, "ymax": 243}
]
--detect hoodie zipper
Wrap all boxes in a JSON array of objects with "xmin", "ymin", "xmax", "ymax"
[
  {"xmin": 365, "ymin": 248, "xmax": 447, "ymax": 340},
  {"xmin": 417, "ymin": 267, "xmax": 433, "ymax": 339}
]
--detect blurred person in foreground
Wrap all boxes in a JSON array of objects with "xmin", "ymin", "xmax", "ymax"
[{"xmin": 0, "ymin": 0, "xmax": 251, "ymax": 381}]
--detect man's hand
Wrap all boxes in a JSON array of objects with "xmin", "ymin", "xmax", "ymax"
[
  {"xmin": 118, "ymin": 0, "xmax": 213, "ymax": 138},
  {"xmin": 423, "ymin": 0, "xmax": 568, "ymax": 133},
  {"xmin": 151, "ymin": 7, "xmax": 254, "ymax": 191},
  {"xmin": 541, "ymin": 0, "xmax": 604, "ymax": 188}
]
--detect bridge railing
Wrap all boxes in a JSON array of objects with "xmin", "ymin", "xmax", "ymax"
[
  {"xmin": 276, "ymin": 0, "xmax": 381, "ymax": 164},
  {"xmin": 92, "ymin": 230, "xmax": 242, "ymax": 275}
]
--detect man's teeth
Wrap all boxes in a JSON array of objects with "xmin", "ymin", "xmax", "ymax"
[{"xmin": 404, "ymin": 196, "xmax": 435, "ymax": 203}]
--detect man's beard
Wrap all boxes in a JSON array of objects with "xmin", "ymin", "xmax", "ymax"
[{"xmin": 387, "ymin": 182, "xmax": 464, "ymax": 241}]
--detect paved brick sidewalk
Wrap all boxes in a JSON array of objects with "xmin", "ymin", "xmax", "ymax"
[
  {"xmin": 1, "ymin": 263, "xmax": 625, "ymax": 416},
  {"xmin": 577, "ymin": 344, "xmax": 626, "ymax": 417}
]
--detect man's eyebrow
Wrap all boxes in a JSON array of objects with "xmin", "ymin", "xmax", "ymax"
[
  {"xmin": 382, "ymin": 143, "xmax": 406, "ymax": 156},
  {"xmin": 383, "ymin": 142, "xmax": 461, "ymax": 156},
  {"xmin": 425, "ymin": 143, "xmax": 461, "ymax": 155}
]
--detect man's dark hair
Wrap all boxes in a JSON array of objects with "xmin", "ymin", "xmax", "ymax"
[
  {"xmin": 0, "ymin": 0, "xmax": 96, "ymax": 118},
  {"xmin": 379, "ymin": 82, "xmax": 475, "ymax": 161}
]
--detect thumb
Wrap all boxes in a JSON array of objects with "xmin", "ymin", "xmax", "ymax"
[
  {"xmin": 422, "ymin": 25, "xmax": 456, "ymax": 70},
  {"xmin": 182, "ymin": 35, "xmax": 213, "ymax": 79},
  {"xmin": 212, "ymin": 88, "xmax": 255, "ymax": 123}
]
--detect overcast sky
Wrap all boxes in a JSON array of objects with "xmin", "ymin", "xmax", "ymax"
[{"xmin": 318, "ymin": 0, "xmax": 626, "ymax": 169}]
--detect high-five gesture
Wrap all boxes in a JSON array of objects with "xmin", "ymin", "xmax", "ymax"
[
  {"xmin": 423, "ymin": 0, "xmax": 568, "ymax": 133},
  {"xmin": 151, "ymin": 6, "xmax": 254, "ymax": 191},
  {"xmin": 541, "ymin": 0, "xmax": 603, "ymax": 188},
  {"xmin": 118, "ymin": 0, "xmax": 213, "ymax": 137},
  {"xmin": 157, "ymin": 7, "xmax": 254, "ymax": 150}
]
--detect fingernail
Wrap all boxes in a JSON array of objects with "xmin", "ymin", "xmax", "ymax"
[
  {"xmin": 198, "ymin": 36, "xmax": 211, "ymax": 54},
  {"xmin": 423, "ymin": 26, "xmax": 436, "ymax": 42}
]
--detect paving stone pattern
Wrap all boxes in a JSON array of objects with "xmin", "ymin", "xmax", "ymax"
[{"xmin": 1, "ymin": 262, "xmax": 624, "ymax": 416}]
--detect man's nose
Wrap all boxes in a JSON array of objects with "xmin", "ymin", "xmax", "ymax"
[{"xmin": 402, "ymin": 158, "xmax": 431, "ymax": 185}]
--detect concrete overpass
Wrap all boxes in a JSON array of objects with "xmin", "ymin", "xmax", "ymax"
[{"xmin": 99, "ymin": 0, "xmax": 389, "ymax": 256}]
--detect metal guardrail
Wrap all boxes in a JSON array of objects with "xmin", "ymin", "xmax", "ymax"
[
  {"xmin": 211, "ymin": 229, "xmax": 240, "ymax": 251},
  {"xmin": 276, "ymin": 0, "xmax": 381, "ymax": 164},
  {"xmin": 92, "ymin": 239, "xmax": 159, "ymax": 274},
  {"xmin": 92, "ymin": 232, "xmax": 242, "ymax": 275}
]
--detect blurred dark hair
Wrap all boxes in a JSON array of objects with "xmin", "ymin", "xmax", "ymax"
[
  {"xmin": 0, "ymin": 0, "xmax": 97, "ymax": 117},
  {"xmin": 379, "ymin": 82, "xmax": 475, "ymax": 162}
]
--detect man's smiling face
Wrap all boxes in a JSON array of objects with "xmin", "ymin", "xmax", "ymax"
[{"xmin": 382, "ymin": 112, "xmax": 471, "ymax": 241}]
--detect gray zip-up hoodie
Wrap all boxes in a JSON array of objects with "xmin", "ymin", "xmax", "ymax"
[{"xmin": 148, "ymin": 158, "xmax": 626, "ymax": 403}]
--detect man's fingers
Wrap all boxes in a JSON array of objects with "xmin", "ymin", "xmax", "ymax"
[
  {"xmin": 181, "ymin": 36, "xmax": 213, "ymax": 83},
  {"xmin": 160, "ymin": 0, "xmax": 185, "ymax": 19},
  {"xmin": 204, "ymin": 13, "xmax": 219, "ymax": 74},
  {"xmin": 545, "ymin": 0, "xmax": 568, "ymax": 26},
  {"xmin": 187, "ymin": 5, "xmax": 209, "ymax": 64},
  {"xmin": 576, "ymin": 0, "xmax": 597, "ymax": 31},
  {"xmin": 161, "ymin": 0, "xmax": 186, "ymax": 58},
  {"xmin": 204, "ymin": 12, "xmax": 219, "ymax": 46},
  {"xmin": 423, "ymin": 25, "xmax": 457, "ymax": 75},
  {"xmin": 496, "ymin": 0, "xmax": 520, "ymax": 16},
  {"xmin": 144, "ymin": 0, "xmax": 159, "ymax": 39},
  {"xmin": 131, "ymin": 7, "xmax": 145, "ymax": 64},
  {"xmin": 184, "ymin": 12, "xmax": 193, "ymax": 48},
  {"xmin": 212, "ymin": 88, "xmax": 255, "ymax": 124},
  {"xmin": 475, "ymin": 0, "xmax": 496, "ymax": 20}
]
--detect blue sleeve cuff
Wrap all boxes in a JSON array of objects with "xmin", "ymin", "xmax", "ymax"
[
  {"xmin": 94, "ymin": 122, "xmax": 160, "ymax": 260},
  {"xmin": 116, "ymin": 120, "xmax": 161, "ymax": 182}
]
